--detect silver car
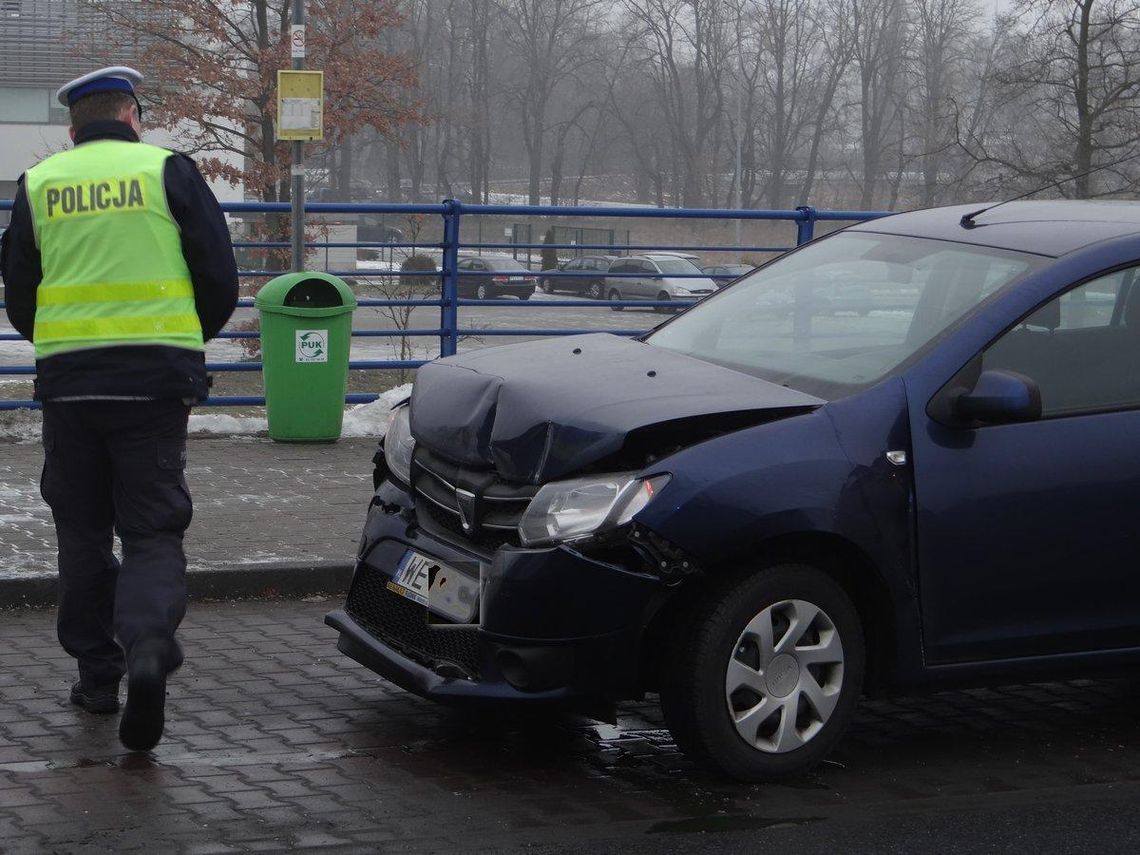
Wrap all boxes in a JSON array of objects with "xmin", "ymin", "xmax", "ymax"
[{"xmin": 606, "ymin": 254, "xmax": 718, "ymax": 311}]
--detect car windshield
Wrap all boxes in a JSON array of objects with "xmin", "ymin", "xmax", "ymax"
[
  {"xmin": 654, "ymin": 258, "xmax": 702, "ymax": 274},
  {"xmin": 647, "ymin": 232, "xmax": 1042, "ymax": 398}
]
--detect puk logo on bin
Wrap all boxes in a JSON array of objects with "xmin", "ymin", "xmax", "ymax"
[{"xmin": 295, "ymin": 329, "xmax": 328, "ymax": 363}]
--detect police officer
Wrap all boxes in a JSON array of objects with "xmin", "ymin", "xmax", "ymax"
[{"xmin": 0, "ymin": 67, "xmax": 239, "ymax": 752}]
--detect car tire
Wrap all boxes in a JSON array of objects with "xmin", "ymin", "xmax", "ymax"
[
  {"xmin": 476, "ymin": 284, "xmax": 489, "ymax": 300},
  {"xmin": 608, "ymin": 289, "xmax": 624, "ymax": 311},
  {"xmin": 520, "ymin": 290, "xmax": 533, "ymax": 300},
  {"xmin": 586, "ymin": 281, "xmax": 603, "ymax": 300},
  {"xmin": 541, "ymin": 278, "xmax": 554, "ymax": 294},
  {"xmin": 660, "ymin": 563, "xmax": 865, "ymax": 782},
  {"xmin": 655, "ymin": 291, "xmax": 672, "ymax": 314}
]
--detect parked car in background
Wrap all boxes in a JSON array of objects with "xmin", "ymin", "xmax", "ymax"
[
  {"xmin": 702, "ymin": 263, "xmax": 756, "ymax": 287},
  {"xmin": 357, "ymin": 214, "xmax": 405, "ymax": 244},
  {"xmin": 328, "ymin": 200, "xmax": 1140, "ymax": 784},
  {"xmin": 457, "ymin": 255, "xmax": 537, "ymax": 300},
  {"xmin": 605, "ymin": 254, "xmax": 719, "ymax": 310},
  {"xmin": 538, "ymin": 255, "xmax": 616, "ymax": 299}
]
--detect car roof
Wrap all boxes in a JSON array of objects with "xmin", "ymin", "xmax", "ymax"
[{"xmin": 849, "ymin": 200, "xmax": 1140, "ymax": 258}]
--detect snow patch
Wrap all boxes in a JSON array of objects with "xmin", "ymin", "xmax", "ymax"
[
  {"xmin": 0, "ymin": 409, "xmax": 43, "ymax": 444},
  {"xmin": 342, "ymin": 383, "xmax": 412, "ymax": 437},
  {"xmin": 0, "ymin": 383, "xmax": 413, "ymax": 441}
]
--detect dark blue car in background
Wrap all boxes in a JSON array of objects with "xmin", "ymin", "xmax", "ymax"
[{"xmin": 327, "ymin": 200, "xmax": 1140, "ymax": 781}]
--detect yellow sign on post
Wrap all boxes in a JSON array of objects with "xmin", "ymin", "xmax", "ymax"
[{"xmin": 276, "ymin": 70, "xmax": 324, "ymax": 141}]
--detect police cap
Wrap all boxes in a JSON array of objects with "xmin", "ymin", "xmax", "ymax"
[{"xmin": 56, "ymin": 66, "xmax": 143, "ymax": 108}]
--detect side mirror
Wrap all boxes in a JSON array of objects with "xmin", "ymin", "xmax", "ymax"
[{"xmin": 954, "ymin": 369, "xmax": 1042, "ymax": 425}]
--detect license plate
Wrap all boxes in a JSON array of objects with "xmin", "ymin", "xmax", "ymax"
[{"xmin": 387, "ymin": 550, "xmax": 479, "ymax": 623}]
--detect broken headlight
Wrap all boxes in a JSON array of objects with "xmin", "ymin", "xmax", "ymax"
[
  {"xmin": 383, "ymin": 405, "xmax": 415, "ymax": 486},
  {"xmin": 518, "ymin": 472, "xmax": 670, "ymax": 547}
]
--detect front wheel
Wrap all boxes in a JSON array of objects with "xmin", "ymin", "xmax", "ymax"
[
  {"xmin": 660, "ymin": 564, "xmax": 865, "ymax": 782},
  {"xmin": 475, "ymin": 284, "xmax": 489, "ymax": 300},
  {"xmin": 608, "ymin": 288, "xmax": 624, "ymax": 311},
  {"xmin": 586, "ymin": 281, "xmax": 604, "ymax": 300},
  {"xmin": 655, "ymin": 290, "xmax": 672, "ymax": 314},
  {"xmin": 541, "ymin": 278, "xmax": 555, "ymax": 294}
]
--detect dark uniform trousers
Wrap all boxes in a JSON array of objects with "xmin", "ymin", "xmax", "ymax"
[{"xmin": 41, "ymin": 399, "xmax": 191, "ymax": 687}]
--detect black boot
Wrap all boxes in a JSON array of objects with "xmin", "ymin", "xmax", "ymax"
[
  {"xmin": 118, "ymin": 638, "xmax": 173, "ymax": 752},
  {"xmin": 70, "ymin": 680, "xmax": 120, "ymax": 714}
]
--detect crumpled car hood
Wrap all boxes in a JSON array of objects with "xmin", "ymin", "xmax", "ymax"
[{"xmin": 409, "ymin": 333, "xmax": 823, "ymax": 484}]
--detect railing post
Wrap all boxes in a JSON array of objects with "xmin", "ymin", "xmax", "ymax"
[
  {"xmin": 795, "ymin": 205, "xmax": 817, "ymax": 245},
  {"xmin": 440, "ymin": 199, "xmax": 462, "ymax": 358}
]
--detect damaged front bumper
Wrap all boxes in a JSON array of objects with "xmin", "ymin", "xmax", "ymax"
[{"xmin": 325, "ymin": 479, "xmax": 670, "ymax": 706}]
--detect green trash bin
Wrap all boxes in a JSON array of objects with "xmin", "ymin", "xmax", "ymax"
[{"xmin": 255, "ymin": 272, "xmax": 357, "ymax": 442}]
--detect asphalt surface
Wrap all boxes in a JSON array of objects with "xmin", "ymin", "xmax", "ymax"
[{"xmin": 1, "ymin": 599, "xmax": 1140, "ymax": 853}]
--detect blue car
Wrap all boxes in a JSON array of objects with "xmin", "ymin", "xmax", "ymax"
[{"xmin": 327, "ymin": 201, "xmax": 1140, "ymax": 781}]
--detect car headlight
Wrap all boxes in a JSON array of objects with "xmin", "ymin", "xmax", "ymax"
[
  {"xmin": 518, "ymin": 472, "xmax": 671, "ymax": 547},
  {"xmin": 383, "ymin": 405, "xmax": 415, "ymax": 485}
]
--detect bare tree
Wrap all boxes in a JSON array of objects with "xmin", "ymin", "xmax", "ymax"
[
  {"xmin": 964, "ymin": 0, "xmax": 1140, "ymax": 198},
  {"xmin": 733, "ymin": 0, "xmax": 833, "ymax": 208},
  {"xmin": 800, "ymin": 0, "xmax": 858, "ymax": 203},
  {"xmin": 498, "ymin": 0, "xmax": 603, "ymax": 204},
  {"xmin": 910, "ymin": 0, "xmax": 980, "ymax": 206},
  {"xmin": 851, "ymin": 0, "xmax": 910, "ymax": 208},
  {"xmin": 621, "ymin": 0, "xmax": 732, "ymax": 206}
]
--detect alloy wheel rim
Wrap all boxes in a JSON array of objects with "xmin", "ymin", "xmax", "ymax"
[{"xmin": 724, "ymin": 598, "xmax": 844, "ymax": 754}]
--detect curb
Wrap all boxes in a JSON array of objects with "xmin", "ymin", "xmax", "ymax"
[{"xmin": 0, "ymin": 561, "xmax": 354, "ymax": 609}]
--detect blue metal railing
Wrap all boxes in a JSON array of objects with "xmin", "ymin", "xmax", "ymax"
[{"xmin": 0, "ymin": 199, "xmax": 887, "ymax": 409}]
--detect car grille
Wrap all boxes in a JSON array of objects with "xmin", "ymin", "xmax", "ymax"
[
  {"xmin": 410, "ymin": 447, "xmax": 536, "ymax": 550},
  {"xmin": 345, "ymin": 562, "xmax": 480, "ymax": 678}
]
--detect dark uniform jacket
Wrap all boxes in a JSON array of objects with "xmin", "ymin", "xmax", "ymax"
[{"xmin": 0, "ymin": 120, "xmax": 239, "ymax": 401}]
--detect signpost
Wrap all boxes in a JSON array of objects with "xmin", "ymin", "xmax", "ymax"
[
  {"xmin": 277, "ymin": 70, "xmax": 324, "ymax": 142},
  {"xmin": 277, "ymin": 0, "xmax": 324, "ymax": 272}
]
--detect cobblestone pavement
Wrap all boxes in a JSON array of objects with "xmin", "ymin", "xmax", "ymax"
[
  {"xmin": 0, "ymin": 437, "xmax": 376, "ymax": 579},
  {"xmin": 2, "ymin": 599, "xmax": 1140, "ymax": 853}
]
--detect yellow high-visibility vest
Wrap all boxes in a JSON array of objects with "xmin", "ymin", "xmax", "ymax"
[{"xmin": 25, "ymin": 140, "xmax": 204, "ymax": 358}]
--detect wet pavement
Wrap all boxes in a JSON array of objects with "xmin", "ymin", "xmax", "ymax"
[
  {"xmin": 2, "ymin": 598, "xmax": 1140, "ymax": 853},
  {"xmin": 0, "ymin": 437, "xmax": 375, "ymax": 581}
]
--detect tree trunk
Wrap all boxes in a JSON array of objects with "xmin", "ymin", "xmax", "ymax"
[{"xmin": 1074, "ymin": 0, "xmax": 1093, "ymax": 198}]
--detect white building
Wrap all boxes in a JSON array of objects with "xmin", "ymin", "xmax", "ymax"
[{"xmin": 1, "ymin": 0, "xmax": 242, "ymax": 224}]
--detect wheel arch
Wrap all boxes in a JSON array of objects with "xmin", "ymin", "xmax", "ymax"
[{"xmin": 639, "ymin": 531, "xmax": 897, "ymax": 695}]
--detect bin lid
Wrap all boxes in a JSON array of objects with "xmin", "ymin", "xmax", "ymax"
[{"xmin": 255, "ymin": 272, "xmax": 358, "ymax": 316}]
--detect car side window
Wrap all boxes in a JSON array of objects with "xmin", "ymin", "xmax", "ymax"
[
  {"xmin": 982, "ymin": 267, "xmax": 1140, "ymax": 417},
  {"xmin": 565, "ymin": 259, "xmax": 581, "ymax": 271}
]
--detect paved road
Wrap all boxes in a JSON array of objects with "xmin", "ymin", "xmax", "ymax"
[{"xmin": 2, "ymin": 598, "xmax": 1139, "ymax": 853}]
